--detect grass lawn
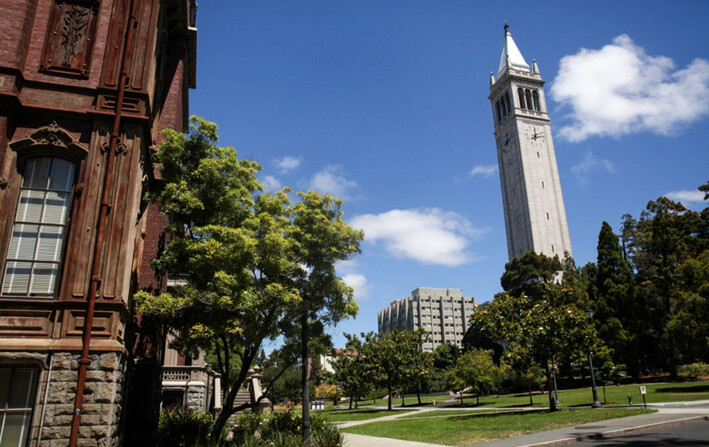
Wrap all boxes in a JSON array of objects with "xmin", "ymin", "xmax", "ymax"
[
  {"xmin": 342, "ymin": 408, "xmax": 655, "ymax": 446},
  {"xmin": 318, "ymin": 408, "xmax": 413, "ymax": 422},
  {"xmin": 437, "ymin": 380, "xmax": 709, "ymax": 409},
  {"xmin": 398, "ymin": 408, "xmax": 535, "ymax": 419},
  {"xmin": 350, "ymin": 393, "xmax": 447, "ymax": 408}
]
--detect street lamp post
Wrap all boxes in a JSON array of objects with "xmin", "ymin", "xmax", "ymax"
[
  {"xmin": 585, "ymin": 308, "xmax": 603, "ymax": 409},
  {"xmin": 552, "ymin": 362, "xmax": 560, "ymax": 406}
]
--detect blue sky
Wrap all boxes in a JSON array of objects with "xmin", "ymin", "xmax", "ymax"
[{"xmin": 190, "ymin": 1, "xmax": 709, "ymax": 348}]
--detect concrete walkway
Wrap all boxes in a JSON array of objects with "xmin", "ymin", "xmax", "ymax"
[{"xmin": 341, "ymin": 401, "xmax": 709, "ymax": 447}]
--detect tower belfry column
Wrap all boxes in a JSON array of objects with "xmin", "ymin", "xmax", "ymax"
[{"xmin": 488, "ymin": 25, "xmax": 572, "ymax": 261}]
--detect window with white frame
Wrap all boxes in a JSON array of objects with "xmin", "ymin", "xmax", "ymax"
[
  {"xmin": 2, "ymin": 157, "xmax": 76, "ymax": 298},
  {"xmin": 0, "ymin": 367, "xmax": 39, "ymax": 447}
]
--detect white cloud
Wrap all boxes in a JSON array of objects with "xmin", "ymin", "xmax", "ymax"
[
  {"xmin": 570, "ymin": 151, "xmax": 615, "ymax": 184},
  {"xmin": 275, "ymin": 156, "xmax": 302, "ymax": 173},
  {"xmin": 550, "ymin": 34, "xmax": 709, "ymax": 142},
  {"xmin": 342, "ymin": 274, "xmax": 369, "ymax": 300},
  {"xmin": 261, "ymin": 175, "xmax": 281, "ymax": 192},
  {"xmin": 309, "ymin": 165, "xmax": 358, "ymax": 199},
  {"xmin": 349, "ymin": 208, "xmax": 484, "ymax": 266},
  {"xmin": 666, "ymin": 189, "xmax": 705, "ymax": 207},
  {"xmin": 470, "ymin": 164, "xmax": 498, "ymax": 178}
]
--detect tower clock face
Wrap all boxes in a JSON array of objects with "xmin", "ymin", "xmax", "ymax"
[
  {"xmin": 526, "ymin": 125, "xmax": 545, "ymax": 142},
  {"xmin": 500, "ymin": 132, "xmax": 514, "ymax": 154}
]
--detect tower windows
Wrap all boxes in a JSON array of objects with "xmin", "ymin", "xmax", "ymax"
[
  {"xmin": 532, "ymin": 90, "xmax": 540, "ymax": 111},
  {"xmin": 496, "ymin": 91, "xmax": 512, "ymax": 122},
  {"xmin": 517, "ymin": 87, "xmax": 542, "ymax": 112},
  {"xmin": 518, "ymin": 88, "xmax": 525, "ymax": 109},
  {"xmin": 525, "ymin": 89, "xmax": 533, "ymax": 112}
]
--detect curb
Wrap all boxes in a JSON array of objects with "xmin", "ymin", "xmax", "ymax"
[{"xmin": 514, "ymin": 415, "xmax": 709, "ymax": 447}]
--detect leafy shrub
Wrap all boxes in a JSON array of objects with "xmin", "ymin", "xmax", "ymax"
[
  {"xmin": 679, "ymin": 363, "xmax": 709, "ymax": 377},
  {"xmin": 158, "ymin": 407, "xmax": 212, "ymax": 447},
  {"xmin": 226, "ymin": 410, "xmax": 341, "ymax": 447},
  {"xmin": 230, "ymin": 411, "xmax": 265, "ymax": 445},
  {"xmin": 311, "ymin": 423, "xmax": 344, "ymax": 447},
  {"xmin": 268, "ymin": 430, "xmax": 302, "ymax": 447}
]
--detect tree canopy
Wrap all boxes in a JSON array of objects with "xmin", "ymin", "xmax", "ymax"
[
  {"xmin": 470, "ymin": 285, "xmax": 592, "ymax": 411},
  {"xmin": 448, "ymin": 349, "xmax": 501, "ymax": 405},
  {"xmin": 500, "ymin": 251, "xmax": 564, "ymax": 298},
  {"xmin": 135, "ymin": 117, "xmax": 363, "ymax": 440}
]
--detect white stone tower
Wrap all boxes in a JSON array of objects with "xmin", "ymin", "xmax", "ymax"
[{"xmin": 489, "ymin": 25, "xmax": 572, "ymax": 260}]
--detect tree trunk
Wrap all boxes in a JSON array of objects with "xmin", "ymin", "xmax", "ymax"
[
  {"xmin": 348, "ymin": 396, "xmax": 352, "ymax": 410},
  {"xmin": 301, "ymin": 303, "xmax": 311, "ymax": 447},
  {"xmin": 401, "ymin": 393, "xmax": 405, "ymax": 407},
  {"xmin": 417, "ymin": 392, "xmax": 422, "ymax": 405},
  {"xmin": 546, "ymin": 366, "xmax": 557, "ymax": 411},
  {"xmin": 528, "ymin": 385, "xmax": 533, "ymax": 406},
  {"xmin": 387, "ymin": 381, "xmax": 393, "ymax": 411},
  {"xmin": 476, "ymin": 394, "xmax": 480, "ymax": 405},
  {"xmin": 211, "ymin": 361, "xmax": 251, "ymax": 439}
]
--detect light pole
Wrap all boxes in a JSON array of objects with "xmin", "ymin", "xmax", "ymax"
[
  {"xmin": 552, "ymin": 361, "xmax": 560, "ymax": 406},
  {"xmin": 585, "ymin": 308, "xmax": 602, "ymax": 409}
]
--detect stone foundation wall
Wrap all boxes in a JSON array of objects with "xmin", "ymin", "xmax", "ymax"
[
  {"xmin": 186, "ymin": 383, "xmax": 206, "ymax": 411},
  {"xmin": 32, "ymin": 352, "xmax": 126, "ymax": 447}
]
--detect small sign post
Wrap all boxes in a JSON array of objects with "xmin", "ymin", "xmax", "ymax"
[{"xmin": 640, "ymin": 386, "xmax": 647, "ymax": 409}]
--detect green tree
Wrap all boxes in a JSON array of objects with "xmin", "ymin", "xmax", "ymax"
[
  {"xmin": 593, "ymin": 222, "xmax": 639, "ymax": 376},
  {"xmin": 362, "ymin": 329, "xmax": 430, "ymax": 411},
  {"xmin": 134, "ymin": 118, "xmax": 362, "ymax": 441},
  {"xmin": 500, "ymin": 251, "xmax": 563, "ymax": 298},
  {"xmin": 449, "ymin": 349, "xmax": 501, "ymax": 405},
  {"xmin": 402, "ymin": 332, "xmax": 434, "ymax": 405},
  {"xmin": 331, "ymin": 334, "xmax": 373, "ymax": 409},
  {"xmin": 668, "ymin": 246, "xmax": 709, "ymax": 364},
  {"xmin": 508, "ymin": 364, "xmax": 546, "ymax": 406},
  {"xmin": 427, "ymin": 343, "xmax": 459, "ymax": 393},
  {"xmin": 625, "ymin": 197, "xmax": 704, "ymax": 378},
  {"xmin": 433, "ymin": 343, "xmax": 459, "ymax": 370},
  {"xmin": 471, "ymin": 286, "xmax": 592, "ymax": 411},
  {"xmin": 593, "ymin": 345, "xmax": 626, "ymax": 404},
  {"xmin": 289, "ymin": 191, "xmax": 363, "ymax": 446},
  {"xmin": 461, "ymin": 320, "xmax": 504, "ymax": 363}
]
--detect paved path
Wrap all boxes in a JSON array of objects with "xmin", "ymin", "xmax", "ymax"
[{"xmin": 341, "ymin": 400, "xmax": 709, "ymax": 447}]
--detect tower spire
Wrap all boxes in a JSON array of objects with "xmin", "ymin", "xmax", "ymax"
[{"xmin": 498, "ymin": 24, "xmax": 530, "ymax": 77}]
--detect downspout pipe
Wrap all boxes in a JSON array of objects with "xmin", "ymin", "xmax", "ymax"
[{"xmin": 69, "ymin": 1, "xmax": 138, "ymax": 445}]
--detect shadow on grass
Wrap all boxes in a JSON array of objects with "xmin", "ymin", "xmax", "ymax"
[
  {"xmin": 326, "ymin": 409, "xmax": 400, "ymax": 415},
  {"xmin": 446, "ymin": 410, "xmax": 552, "ymax": 422},
  {"xmin": 655, "ymin": 384, "xmax": 709, "ymax": 393},
  {"xmin": 444, "ymin": 401, "xmax": 539, "ymax": 409}
]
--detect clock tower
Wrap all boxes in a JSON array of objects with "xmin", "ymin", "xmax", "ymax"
[{"xmin": 489, "ymin": 25, "xmax": 572, "ymax": 261}]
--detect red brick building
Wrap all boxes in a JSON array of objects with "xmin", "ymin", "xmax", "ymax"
[{"xmin": 0, "ymin": 1, "xmax": 196, "ymax": 445}]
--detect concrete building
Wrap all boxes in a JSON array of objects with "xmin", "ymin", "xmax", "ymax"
[
  {"xmin": 489, "ymin": 25, "xmax": 572, "ymax": 261},
  {"xmin": 378, "ymin": 288, "xmax": 477, "ymax": 352},
  {"xmin": 0, "ymin": 1, "xmax": 202, "ymax": 446}
]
